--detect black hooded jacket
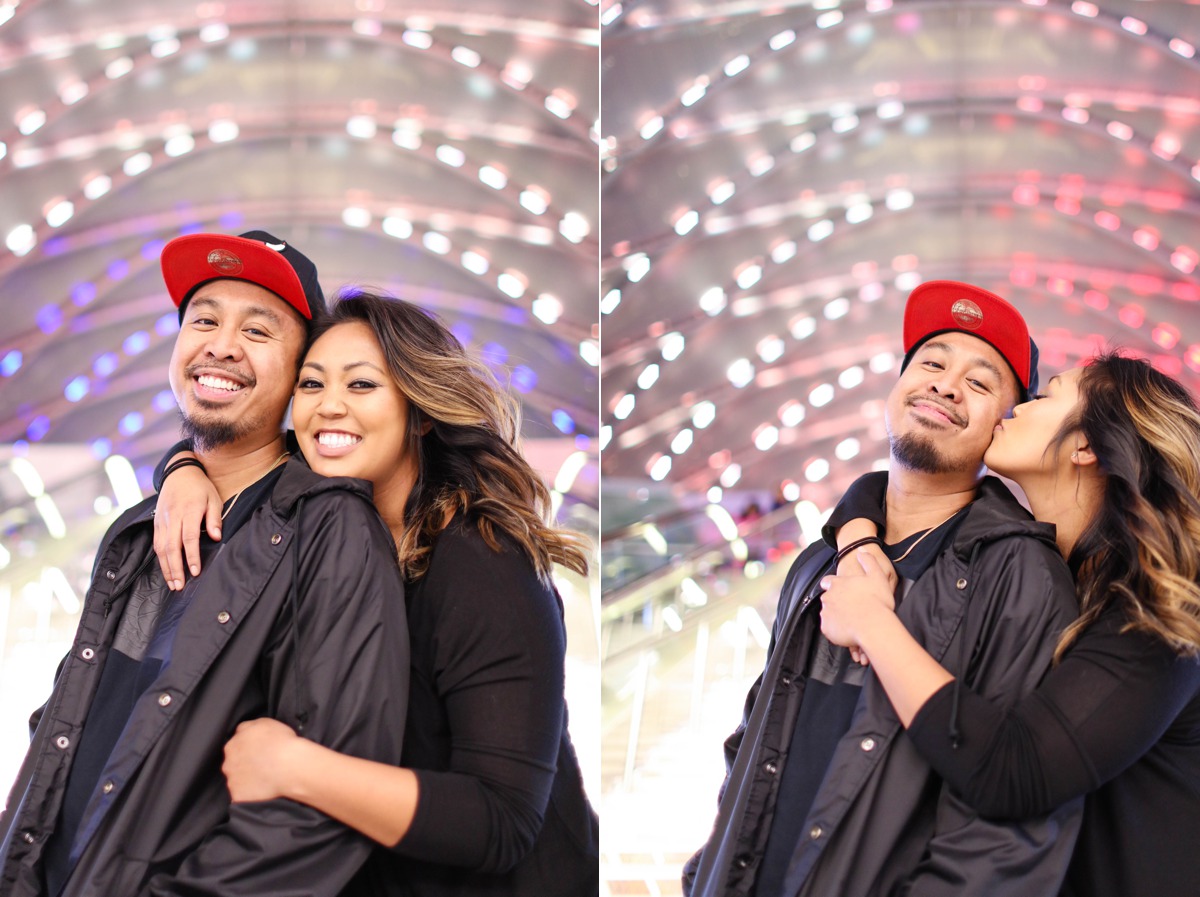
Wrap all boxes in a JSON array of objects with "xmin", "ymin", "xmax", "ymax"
[
  {"xmin": 0, "ymin": 459, "xmax": 410, "ymax": 897},
  {"xmin": 684, "ymin": 477, "xmax": 1083, "ymax": 897}
]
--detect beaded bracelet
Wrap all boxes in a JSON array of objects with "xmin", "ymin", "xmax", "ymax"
[{"xmin": 161, "ymin": 456, "xmax": 207, "ymax": 482}]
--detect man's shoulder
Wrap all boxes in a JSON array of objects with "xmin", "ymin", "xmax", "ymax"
[
  {"xmin": 268, "ymin": 459, "xmax": 377, "ymax": 514},
  {"xmin": 776, "ymin": 539, "xmax": 835, "ymax": 616},
  {"xmin": 956, "ymin": 477, "xmax": 1060, "ymax": 557},
  {"xmin": 99, "ymin": 494, "xmax": 157, "ymax": 539}
]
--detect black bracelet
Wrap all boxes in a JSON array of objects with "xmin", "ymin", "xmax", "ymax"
[
  {"xmin": 833, "ymin": 535, "xmax": 884, "ymax": 565},
  {"xmin": 162, "ymin": 456, "xmax": 206, "ymax": 482}
]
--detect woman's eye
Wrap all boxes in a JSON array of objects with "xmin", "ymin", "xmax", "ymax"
[
  {"xmin": 1032, "ymin": 393, "xmax": 1046, "ymax": 401},
  {"xmin": 298, "ymin": 378, "xmax": 322, "ymax": 389},
  {"xmin": 349, "ymin": 379, "xmax": 378, "ymax": 389}
]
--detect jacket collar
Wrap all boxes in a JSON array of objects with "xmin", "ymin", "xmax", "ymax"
[{"xmin": 951, "ymin": 475, "xmax": 1058, "ymax": 559}]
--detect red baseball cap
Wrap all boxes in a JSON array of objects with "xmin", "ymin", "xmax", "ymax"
[
  {"xmin": 902, "ymin": 280, "xmax": 1038, "ymax": 399},
  {"xmin": 161, "ymin": 230, "xmax": 326, "ymax": 325}
]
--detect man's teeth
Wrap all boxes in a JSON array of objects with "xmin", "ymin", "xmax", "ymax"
[
  {"xmin": 318, "ymin": 432, "xmax": 362, "ymax": 447},
  {"xmin": 197, "ymin": 374, "xmax": 243, "ymax": 392}
]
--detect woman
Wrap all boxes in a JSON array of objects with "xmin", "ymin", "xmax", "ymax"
[
  {"xmin": 819, "ymin": 352, "xmax": 1200, "ymax": 897},
  {"xmin": 154, "ymin": 290, "xmax": 598, "ymax": 896}
]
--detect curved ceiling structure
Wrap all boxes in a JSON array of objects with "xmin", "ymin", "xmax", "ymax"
[
  {"xmin": 600, "ymin": 0, "xmax": 1200, "ymax": 514},
  {"xmin": 0, "ymin": 1, "xmax": 600, "ymax": 589}
]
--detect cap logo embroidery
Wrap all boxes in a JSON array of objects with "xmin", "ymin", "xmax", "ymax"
[
  {"xmin": 265, "ymin": 242, "xmax": 286, "ymax": 251},
  {"xmin": 950, "ymin": 298, "xmax": 983, "ymax": 330},
  {"xmin": 207, "ymin": 249, "xmax": 244, "ymax": 275}
]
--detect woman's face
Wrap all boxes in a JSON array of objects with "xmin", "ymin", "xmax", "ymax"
[
  {"xmin": 292, "ymin": 321, "xmax": 419, "ymax": 498},
  {"xmin": 984, "ymin": 366, "xmax": 1083, "ymax": 481}
]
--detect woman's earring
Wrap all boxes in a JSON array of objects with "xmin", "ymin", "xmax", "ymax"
[{"xmin": 1071, "ymin": 451, "xmax": 1079, "ymax": 461}]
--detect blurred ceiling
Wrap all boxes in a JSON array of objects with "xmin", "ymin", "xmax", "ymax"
[
  {"xmin": 0, "ymin": 0, "xmax": 599, "ymax": 585},
  {"xmin": 600, "ymin": 0, "xmax": 1200, "ymax": 511}
]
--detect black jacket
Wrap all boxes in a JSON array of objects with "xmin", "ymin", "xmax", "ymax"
[
  {"xmin": 684, "ymin": 478, "xmax": 1083, "ymax": 897},
  {"xmin": 0, "ymin": 460, "xmax": 410, "ymax": 897}
]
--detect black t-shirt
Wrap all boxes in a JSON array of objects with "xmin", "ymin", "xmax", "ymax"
[
  {"xmin": 43, "ymin": 468, "xmax": 282, "ymax": 896},
  {"xmin": 754, "ymin": 509, "xmax": 967, "ymax": 896}
]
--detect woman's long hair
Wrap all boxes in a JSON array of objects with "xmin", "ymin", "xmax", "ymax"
[
  {"xmin": 309, "ymin": 290, "xmax": 589, "ymax": 581},
  {"xmin": 1052, "ymin": 351, "xmax": 1200, "ymax": 659}
]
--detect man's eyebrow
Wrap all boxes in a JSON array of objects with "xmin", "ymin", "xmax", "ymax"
[
  {"xmin": 919, "ymin": 339, "xmax": 1004, "ymax": 382},
  {"xmin": 188, "ymin": 295, "xmax": 285, "ymax": 326},
  {"xmin": 967, "ymin": 355, "xmax": 1004, "ymax": 382}
]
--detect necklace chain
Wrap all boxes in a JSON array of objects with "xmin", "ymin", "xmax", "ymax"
[
  {"xmin": 221, "ymin": 450, "xmax": 291, "ymax": 520},
  {"xmin": 890, "ymin": 506, "xmax": 965, "ymax": 563}
]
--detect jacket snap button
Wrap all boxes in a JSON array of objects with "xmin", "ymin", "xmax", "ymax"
[
  {"xmin": 956, "ymin": 578, "xmax": 968, "ymax": 590},
  {"xmin": 781, "ymin": 675, "xmax": 792, "ymax": 687},
  {"xmin": 22, "ymin": 831, "xmax": 35, "ymax": 843},
  {"xmin": 55, "ymin": 736, "xmax": 69, "ymax": 750},
  {"xmin": 735, "ymin": 856, "xmax": 749, "ymax": 869},
  {"xmin": 809, "ymin": 825, "xmax": 823, "ymax": 840},
  {"xmin": 158, "ymin": 693, "xmax": 172, "ymax": 707},
  {"xmin": 105, "ymin": 569, "xmax": 116, "ymax": 580},
  {"xmin": 861, "ymin": 737, "xmax": 876, "ymax": 752},
  {"xmin": 102, "ymin": 781, "xmax": 114, "ymax": 794},
  {"xmin": 764, "ymin": 761, "xmax": 778, "ymax": 775},
  {"xmin": 81, "ymin": 647, "xmax": 95, "ymax": 660},
  {"xmin": 271, "ymin": 533, "xmax": 282, "ymax": 545},
  {"xmin": 217, "ymin": 611, "xmax": 231, "ymax": 624}
]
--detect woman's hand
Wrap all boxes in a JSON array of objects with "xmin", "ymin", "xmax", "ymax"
[
  {"xmin": 153, "ymin": 459, "xmax": 222, "ymax": 590},
  {"xmin": 222, "ymin": 718, "xmax": 303, "ymax": 803},
  {"xmin": 820, "ymin": 549, "xmax": 898, "ymax": 663}
]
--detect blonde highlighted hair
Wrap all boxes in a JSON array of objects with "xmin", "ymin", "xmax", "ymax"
[
  {"xmin": 1053, "ymin": 351, "xmax": 1200, "ymax": 660},
  {"xmin": 310, "ymin": 290, "xmax": 589, "ymax": 581}
]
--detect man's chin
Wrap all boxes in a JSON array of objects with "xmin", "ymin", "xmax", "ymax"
[
  {"xmin": 179, "ymin": 411, "xmax": 252, "ymax": 452},
  {"xmin": 890, "ymin": 432, "xmax": 977, "ymax": 475}
]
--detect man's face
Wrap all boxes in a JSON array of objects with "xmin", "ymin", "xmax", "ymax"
[
  {"xmin": 884, "ymin": 331, "xmax": 1021, "ymax": 476},
  {"xmin": 168, "ymin": 279, "xmax": 307, "ymax": 451}
]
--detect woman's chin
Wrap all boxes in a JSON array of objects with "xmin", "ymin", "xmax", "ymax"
[{"xmin": 983, "ymin": 451, "xmax": 1012, "ymax": 479}]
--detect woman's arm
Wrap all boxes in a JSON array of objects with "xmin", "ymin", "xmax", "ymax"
[
  {"xmin": 908, "ymin": 613, "xmax": 1197, "ymax": 817},
  {"xmin": 222, "ymin": 523, "xmax": 570, "ymax": 873},
  {"xmin": 824, "ymin": 558, "xmax": 1198, "ymax": 817},
  {"xmin": 223, "ymin": 719, "xmax": 419, "ymax": 846},
  {"xmin": 820, "ymin": 550, "xmax": 953, "ymax": 723},
  {"xmin": 152, "ymin": 445, "xmax": 223, "ymax": 590}
]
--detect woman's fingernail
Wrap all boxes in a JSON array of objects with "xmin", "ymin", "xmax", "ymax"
[{"xmin": 190, "ymin": 565, "xmax": 200, "ymax": 576}]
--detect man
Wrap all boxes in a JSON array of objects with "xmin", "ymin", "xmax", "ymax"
[
  {"xmin": 0, "ymin": 231, "xmax": 410, "ymax": 896},
  {"xmin": 684, "ymin": 281, "xmax": 1082, "ymax": 896}
]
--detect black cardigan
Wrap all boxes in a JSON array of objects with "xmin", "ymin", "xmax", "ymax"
[
  {"xmin": 909, "ymin": 604, "xmax": 1200, "ymax": 897},
  {"xmin": 348, "ymin": 515, "xmax": 598, "ymax": 897}
]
